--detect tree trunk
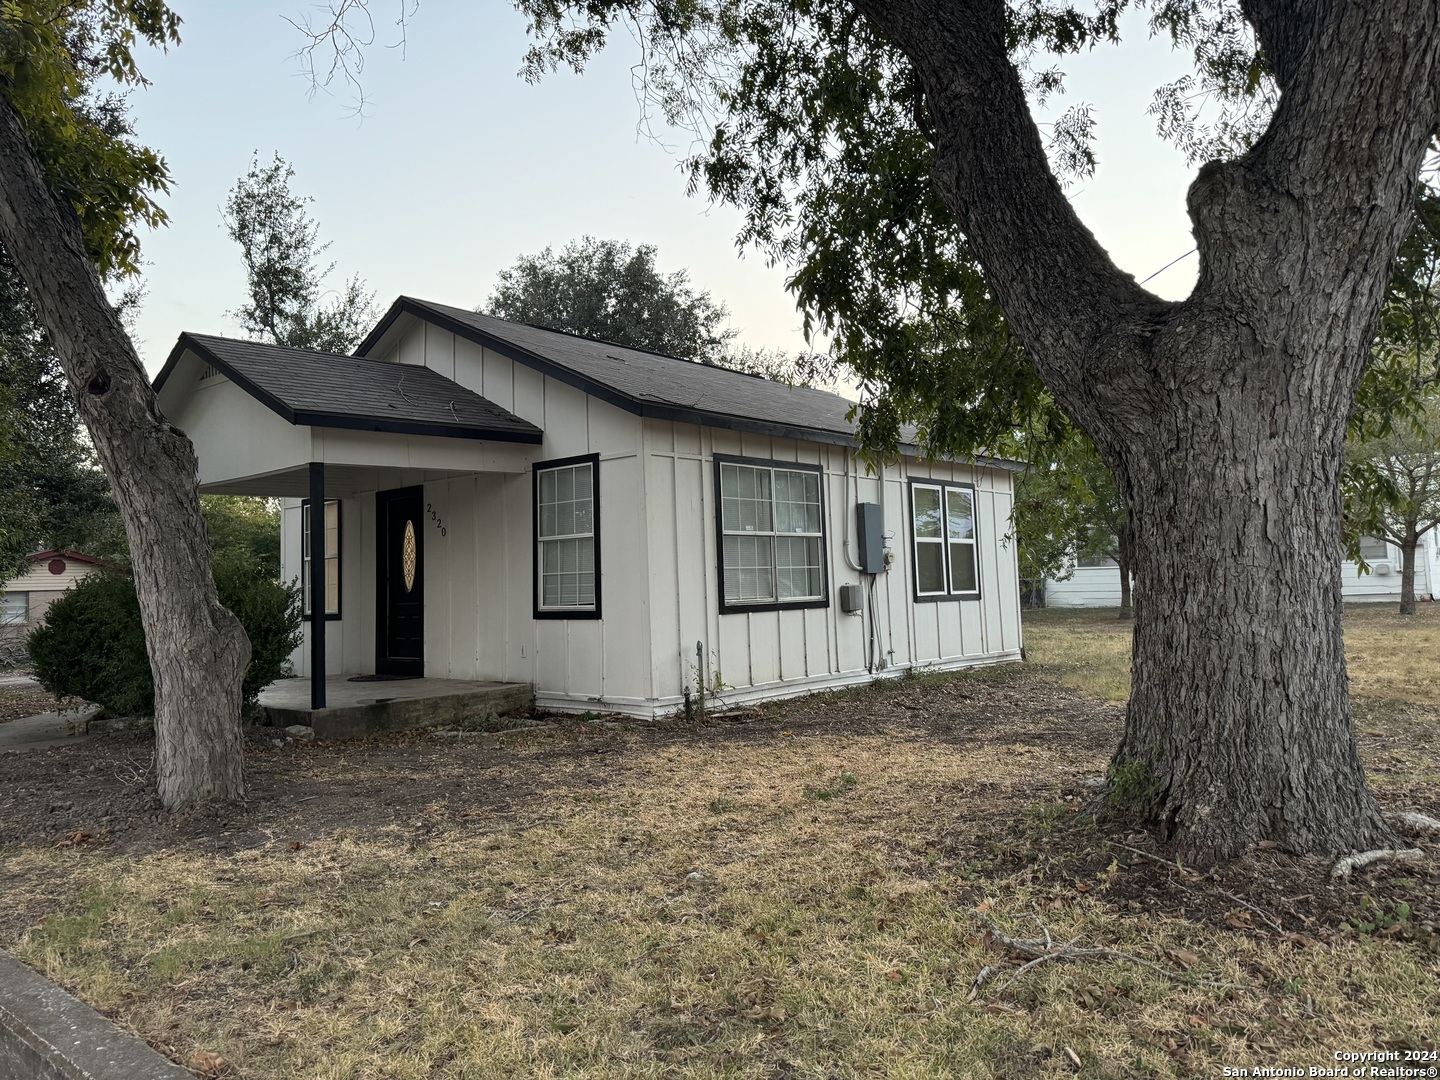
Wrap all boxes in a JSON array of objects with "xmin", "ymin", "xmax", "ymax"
[
  {"xmin": 0, "ymin": 98, "xmax": 249, "ymax": 808},
  {"xmin": 1399, "ymin": 533, "xmax": 1419, "ymax": 616},
  {"xmin": 1114, "ymin": 378, "xmax": 1391, "ymax": 862},
  {"xmin": 854, "ymin": 0, "xmax": 1440, "ymax": 859}
]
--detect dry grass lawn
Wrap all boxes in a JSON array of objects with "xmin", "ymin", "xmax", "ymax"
[
  {"xmin": 0, "ymin": 608, "xmax": 1435, "ymax": 1078},
  {"xmin": 1023, "ymin": 600, "xmax": 1440, "ymax": 706}
]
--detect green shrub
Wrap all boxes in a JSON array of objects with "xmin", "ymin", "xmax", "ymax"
[
  {"xmin": 28, "ymin": 573, "xmax": 151, "ymax": 716},
  {"xmin": 28, "ymin": 563, "xmax": 301, "ymax": 716},
  {"xmin": 212, "ymin": 555, "xmax": 303, "ymax": 707}
]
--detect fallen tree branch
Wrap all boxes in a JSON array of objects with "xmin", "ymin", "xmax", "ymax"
[
  {"xmin": 1111, "ymin": 841, "xmax": 1189, "ymax": 875},
  {"xmin": 1331, "ymin": 848, "xmax": 1424, "ymax": 879},
  {"xmin": 973, "ymin": 912, "xmax": 1243, "ymax": 993}
]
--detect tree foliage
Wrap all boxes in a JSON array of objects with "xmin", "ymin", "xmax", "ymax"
[
  {"xmin": 201, "ymin": 496, "xmax": 281, "ymax": 580},
  {"xmin": 512, "ymin": 2, "xmax": 1440, "ymax": 456},
  {"xmin": 224, "ymin": 152, "xmax": 377, "ymax": 354},
  {"xmin": 1344, "ymin": 191, "xmax": 1440, "ymax": 564},
  {"xmin": 484, "ymin": 235, "xmax": 824, "ymax": 382},
  {"xmin": 1009, "ymin": 418, "xmax": 1131, "ymax": 612},
  {"xmin": 0, "ymin": 1, "xmax": 176, "ymax": 279},
  {"xmin": 0, "ymin": 251, "xmax": 124, "ymax": 579},
  {"xmin": 484, "ymin": 236, "xmax": 737, "ymax": 362}
]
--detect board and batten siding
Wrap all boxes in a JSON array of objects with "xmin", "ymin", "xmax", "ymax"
[{"xmin": 641, "ymin": 419, "xmax": 1022, "ymax": 714}]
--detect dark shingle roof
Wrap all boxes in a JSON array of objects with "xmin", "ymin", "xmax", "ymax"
[
  {"xmin": 360, "ymin": 297, "xmax": 880, "ymax": 449},
  {"xmin": 157, "ymin": 333, "xmax": 542, "ymax": 443}
]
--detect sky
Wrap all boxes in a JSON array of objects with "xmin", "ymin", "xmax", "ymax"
[{"xmin": 122, "ymin": 3, "xmax": 1205, "ymax": 375}]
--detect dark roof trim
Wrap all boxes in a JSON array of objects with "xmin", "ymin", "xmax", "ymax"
[
  {"xmin": 358, "ymin": 297, "xmax": 1022, "ymax": 470},
  {"xmin": 155, "ymin": 333, "xmax": 543, "ymax": 444},
  {"xmin": 362, "ymin": 298, "xmax": 845, "ymax": 446}
]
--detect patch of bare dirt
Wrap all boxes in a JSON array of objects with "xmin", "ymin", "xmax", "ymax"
[{"xmin": 0, "ymin": 685, "xmax": 75, "ymax": 724}]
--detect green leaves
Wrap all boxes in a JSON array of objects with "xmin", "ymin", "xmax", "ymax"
[
  {"xmin": 224, "ymin": 153, "xmax": 378, "ymax": 354},
  {"xmin": 483, "ymin": 236, "xmax": 737, "ymax": 364},
  {"xmin": 510, "ymin": 1, "xmax": 1285, "ymax": 463},
  {"xmin": 0, "ymin": 1, "xmax": 180, "ymax": 279}
]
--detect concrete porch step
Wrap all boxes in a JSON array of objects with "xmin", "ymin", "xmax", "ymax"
[{"xmin": 258, "ymin": 677, "xmax": 534, "ymax": 741}]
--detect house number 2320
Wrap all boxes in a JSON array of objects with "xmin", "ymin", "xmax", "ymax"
[{"xmin": 425, "ymin": 502, "xmax": 447, "ymax": 538}]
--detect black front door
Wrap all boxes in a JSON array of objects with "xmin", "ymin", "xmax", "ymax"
[{"xmin": 376, "ymin": 486, "xmax": 424, "ymax": 676}]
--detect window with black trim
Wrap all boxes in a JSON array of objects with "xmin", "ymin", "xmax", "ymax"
[
  {"xmin": 716, "ymin": 456, "xmax": 827, "ymax": 611},
  {"xmin": 534, "ymin": 454, "xmax": 600, "ymax": 617},
  {"xmin": 301, "ymin": 499, "xmax": 341, "ymax": 618},
  {"xmin": 910, "ymin": 480, "xmax": 980, "ymax": 600}
]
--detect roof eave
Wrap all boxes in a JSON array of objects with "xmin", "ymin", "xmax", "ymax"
[{"xmin": 292, "ymin": 411, "xmax": 544, "ymax": 444}]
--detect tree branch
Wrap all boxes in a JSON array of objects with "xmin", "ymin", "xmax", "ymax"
[
  {"xmin": 1237, "ymin": 0, "xmax": 1313, "ymax": 93},
  {"xmin": 847, "ymin": 0, "xmax": 1171, "ymax": 409}
]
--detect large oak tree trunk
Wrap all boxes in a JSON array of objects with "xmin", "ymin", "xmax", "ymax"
[
  {"xmin": 0, "ymin": 97, "xmax": 249, "ymax": 808},
  {"xmin": 855, "ymin": 0, "xmax": 1440, "ymax": 858},
  {"xmin": 1116, "ymin": 373, "xmax": 1389, "ymax": 860}
]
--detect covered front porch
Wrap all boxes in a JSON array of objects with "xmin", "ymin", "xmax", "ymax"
[{"xmin": 153, "ymin": 332, "xmax": 544, "ymax": 714}]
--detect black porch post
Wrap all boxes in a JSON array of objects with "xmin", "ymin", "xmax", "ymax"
[{"xmin": 309, "ymin": 460, "xmax": 326, "ymax": 710}]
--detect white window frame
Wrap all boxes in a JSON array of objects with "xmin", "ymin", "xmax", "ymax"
[
  {"xmin": 716, "ymin": 456, "xmax": 827, "ymax": 613},
  {"xmin": 909, "ymin": 479, "xmax": 981, "ymax": 601},
  {"xmin": 302, "ymin": 498, "xmax": 341, "ymax": 618},
  {"xmin": 534, "ymin": 455, "xmax": 600, "ymax": 618},
  {"xmin": 0, "ymin": 592, "xmax": 26, "ymax": 626}
]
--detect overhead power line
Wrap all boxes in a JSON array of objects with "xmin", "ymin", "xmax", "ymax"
[{"xmin": 1138, "ymin": 247, "xmax": 1197, "ymax": 286}]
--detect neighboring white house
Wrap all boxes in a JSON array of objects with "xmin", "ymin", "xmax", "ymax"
[
  {"xmin": 153, "ymin": 297, "xmax": 1024, "ymax": 718},
  {"xmin": 1043, "ymin": 533, "xmax": 1440, "ymax": 608},
  {"xmin": 0, "ymin": 550, "xmax": 100, "ymax": 648}
]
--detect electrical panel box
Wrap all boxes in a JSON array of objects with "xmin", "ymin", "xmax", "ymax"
[
  {"xmin": 856, "ymin": 502, "xmax": 885, "ymax": 574},
  {"xmin": 839, "ymin": 583, "xmax": 864, "ymax": 613}
]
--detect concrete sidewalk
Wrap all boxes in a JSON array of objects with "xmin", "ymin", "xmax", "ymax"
[{"xmin": 0, "ymin": 707, "xmax": 101, "ymax": 753}]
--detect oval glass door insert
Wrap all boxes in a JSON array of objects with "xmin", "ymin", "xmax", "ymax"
[{"xmin": 402, "ymin": 520, "xmax": 417, "ymax": 592}]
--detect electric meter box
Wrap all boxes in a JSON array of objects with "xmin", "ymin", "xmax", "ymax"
[{"xmin": 856, "ymin": 502, "xmax": 885, "ymax": 573}]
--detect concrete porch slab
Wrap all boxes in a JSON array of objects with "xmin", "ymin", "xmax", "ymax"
[{"xmin": 257, "ymin": 676, "xmax": 533, "ymax": 741}]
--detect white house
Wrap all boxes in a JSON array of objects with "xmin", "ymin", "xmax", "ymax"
[
  {"xmin": 153, "ymin": 297, "xmax": 1024, "ymax": 718},
  {"xmin": 0, "ymin": 550, "xmax": 100, "ymax": 649},
  {"xmin": 1043, "ymin": 533, "xmax": 1440, "ymax": 608}
]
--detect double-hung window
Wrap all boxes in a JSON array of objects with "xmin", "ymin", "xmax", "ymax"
[
  {"xmin": 301, "ymin": 499, "xmax": 341, "ymax": 618},
  {"xmin": 0, "ymin": 592, "xmax": 26, "ymax": 626},
  {"xmin": 535, "ymin": 454, "xmax": 600, "ymax": 617},
  {"xmin": 910, "ymin": 480, "xmax": 980, "ymax": 600},
  {"xmin": 716, "ymin": 456, "xmax": 826, "ymax": 611}
]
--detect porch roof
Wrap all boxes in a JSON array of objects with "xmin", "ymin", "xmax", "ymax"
[{"xmin": 156, "ymin": 333, "xmax": 543, "ymax": 444}]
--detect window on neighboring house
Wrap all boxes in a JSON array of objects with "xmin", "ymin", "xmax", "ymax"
[
  {"xmin": 535, "ymin": 455, "xmax": 600, "ymax": 617},
  {"xmin": 0, "ymin": 592, "xmax": 26, "ymax": 626},
  {"xmin": 910, "ymin": 480, "xmax": 980, "ymax": 600},
  {"xmin": 1358, "ymin": 535, "xmax": 1391, "ymax": 562},
  {"xmin": 716, "ymin": 457, "xmax": 826, "ymax": 611},
  {"xmin": 302, "ymin": 499, "xmax": 341, "ymax": 618},
  {"xmin": 1076, "ymin": 535, "xmax": 1117, "ymax": 568}
]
